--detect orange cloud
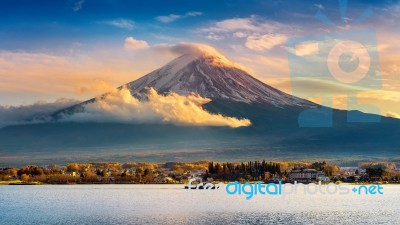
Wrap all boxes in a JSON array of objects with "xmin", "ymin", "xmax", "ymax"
[
  {"xmin": 245, "ymin": 34, "xmax": 287, "ymax": 51},
  {"xmin": 64, "ymin": 86, "xmax": 251, "ymax": 128},
  {"xmin": 386, "ymin": 111, "xmax": 400, "ymax": 119},
  {"xmin": 124, "ymin": 37, "xmax": 149, "ymax": 50},
  {"xmin": 0, "ymin": 49, "xmax": 170, "ymax": 105},
  {"xmin": 75, "ymin": 79, "xmax": 117, "ymax": 95}
]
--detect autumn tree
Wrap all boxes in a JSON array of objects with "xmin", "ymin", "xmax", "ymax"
[
  {"xmin": 17, "ymin": 166, "xmax": 44, "ymax": 177},
  {"xmin": 66, "ymin": 163, "xmax": 80, "ymax": 172},
  {"xmin": 81, "ymin": 170, "xmax": 98, "ymax": 183},
  {"xmin": 20, "ymin": 174, "xmax": 30, "ymax": 182},
  {"xmin": 47, "ymin": 164, "xmax": 60, "ymax": 174}
]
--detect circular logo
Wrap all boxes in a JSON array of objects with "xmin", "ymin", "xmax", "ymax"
[{"xmin": 327, "ymin": 40, "xmax": 370, "ymax": 84}]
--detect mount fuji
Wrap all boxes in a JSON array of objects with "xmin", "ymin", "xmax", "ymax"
[
  {"xmin": 1, "ymin": 47, "xmax": 399, "ymax": 165},
  {"xmin": 126, "ymin": 53, "xmax": 309, "ymax": 106},
  {"xmin": 53, "ymin": 48, "xmax": 315, "ymax": 119}
]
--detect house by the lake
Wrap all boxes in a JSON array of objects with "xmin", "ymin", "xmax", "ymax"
[{"xmin": 288, "ymin": 168, "xmax": 328, "ymax": 183}]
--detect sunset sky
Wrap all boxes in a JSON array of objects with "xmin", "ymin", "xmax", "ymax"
[{"xmin": 0, "ymin": 0, "xmax": 399, "ymax": 117}]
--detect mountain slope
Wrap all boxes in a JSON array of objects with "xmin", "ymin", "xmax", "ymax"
[{"xmin": 126, "ymin": 53, "xmax": 313, "ymax": 106}]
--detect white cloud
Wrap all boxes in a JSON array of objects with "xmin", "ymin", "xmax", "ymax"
[
  {"xmin": 200, "ymin": 16, "xmax": 287, "ymax": 33},
  {"xmin": 245, "ymin": 34, "xmax": 287, "ymax": 51},
  {"xmin": 104, "ymin": 19, "xmax": 135, "ymax": 30},
  {"xmin": 155, "ymin": 11, "xmax": 203, "ymax": 23},
  {"xmin": 206, "ymin": 32, "xmax": 224, "ymax": 41},
  {"xmin": 0, "ymin": 99, "xmax": 79, "ymax": 128},
  {"xmin": 151, "ymin": 42, "xmax": 252, "ymax": 71},
  {"xmin": 72, "ymin": 0, "xmax": 85, "ymax": 12},
  {"xmin": 199, "ymin": 16, "xmax": 295, "ymax": 51},
  {"xmin": 203, "ymin": 17, "xmax": 260, "ymax": 33},
  {"xmin": 136, "ymin": 41, "xmax": 225, "ymax": 58},
  {"xmin": 233, "ymin": 31, "xmax": 247, "ymax": 38},
  {"xmin": 186, "ymin": 11, "xmax": 203, "ymax": 17},
  {"xmin": 63, "ymin": 86, "xmax": 251, "ymax": 128},
  {"xmin": 124, "ymin": 37, "xmax": 149, "ymax": 50},
  {"xmin": 156, "ymin": 14, "xmax": 181, "ymax": 23},
  {"xmin": 314, "ymin": 4, "xmax": 324, "ymax": 10}
]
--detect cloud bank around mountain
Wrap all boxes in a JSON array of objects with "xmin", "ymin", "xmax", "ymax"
[
  {"xmin": 124, "ymin": 39, "xmax": 228, "ymax": 58},
  {"xmin": 0, "ymin": 87, "xmax": 251, "ymax": 128},
  {"xmin": 62, "ymin": 86, "xmax": 251, "ymax": 128},
  {"xmin": 0, "ymin": 99, "xmax": 79, "ymax": 127},
  {"xmin": 124, "ymin": 40, "xmax": 251, "ymax": 73}
]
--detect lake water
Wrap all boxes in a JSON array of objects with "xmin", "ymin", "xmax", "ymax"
[{"xmin": 0, "ymin": 184, "xmax": 399, "ymax": 224}]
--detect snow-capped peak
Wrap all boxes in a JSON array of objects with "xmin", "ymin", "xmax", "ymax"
[
  {"xmin": 126, "ymin": 50, "xmax": 314, "ymax": 107},
  {"xmin": 164, "ymin": 45, "xmax": 236, "ymax": 70}
]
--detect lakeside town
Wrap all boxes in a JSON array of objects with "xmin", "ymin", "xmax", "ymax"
[{"xmin": 1, "ymin": 160, "xmax": 400, "ymax": 185}]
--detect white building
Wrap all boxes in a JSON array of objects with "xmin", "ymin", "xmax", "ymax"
[{"xmin": 288, "ymin": 169, "xmax": 326, "ymax": 183}]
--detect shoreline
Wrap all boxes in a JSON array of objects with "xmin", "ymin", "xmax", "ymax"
[{"xmin": 2, "ymin": 161, "xmax": 398, "ymax": 185}]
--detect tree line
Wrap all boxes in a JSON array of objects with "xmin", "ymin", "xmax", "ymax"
[{"xmin": 205, "ymin": 161, "xmax": 282, "ymax": 181}]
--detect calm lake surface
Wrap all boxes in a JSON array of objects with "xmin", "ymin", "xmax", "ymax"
[{"xmin": 1, "ymin": 184, "xmax": 399, "ymax": 225}]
